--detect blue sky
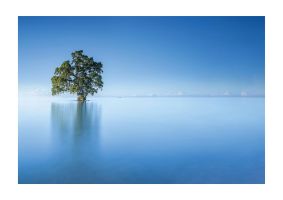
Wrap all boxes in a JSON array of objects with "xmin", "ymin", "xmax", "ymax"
[{"xmin": 19, "ymin": 16, "xmax": 265, "ymax": 96}]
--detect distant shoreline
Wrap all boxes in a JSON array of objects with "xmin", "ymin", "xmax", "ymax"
[
  {"xmin": 19, "ymin": 93, "xmax": 265, "ymax": 98},
  {"xmin": 93, "ymin": 95, "xmax": 265, "ymax": 98}
]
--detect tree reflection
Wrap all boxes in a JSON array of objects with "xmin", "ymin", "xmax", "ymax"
[{"xmin": 51, "ymin": 102, "xmax": 101, "ymax": 149}]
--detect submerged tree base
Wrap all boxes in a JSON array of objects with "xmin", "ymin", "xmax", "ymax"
[{"xmin": 77, "ymin": 95, "xmax": 86, "ymax": 101}]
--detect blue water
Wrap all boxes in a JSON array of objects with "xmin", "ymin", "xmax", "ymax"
[{"xmin": 18, "ymin": 97, "xmax": 264, "ymax": 184}]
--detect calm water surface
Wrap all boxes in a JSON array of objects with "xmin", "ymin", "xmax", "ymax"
[{"xmin": 18, "ymin": 97, "xmax": 264, "ymax": 183}]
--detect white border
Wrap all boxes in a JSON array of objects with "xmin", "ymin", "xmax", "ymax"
[{"xmin": 1, "ymin": 0, "xmax": 283, "ymax": 199}]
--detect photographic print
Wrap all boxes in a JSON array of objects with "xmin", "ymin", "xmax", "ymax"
[{"xmin": 18, "ymin": 16, "xmax": 265, "ymax": 184}]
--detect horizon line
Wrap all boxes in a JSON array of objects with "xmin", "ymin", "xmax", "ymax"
[{"xmin": 19, "ymin": 94, "xmax": 265, "ymax": 98}]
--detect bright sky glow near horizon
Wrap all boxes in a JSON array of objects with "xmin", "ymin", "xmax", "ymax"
[{"xmin": 19, "ymin": 16, "xmax": 265, "ymax": 97}]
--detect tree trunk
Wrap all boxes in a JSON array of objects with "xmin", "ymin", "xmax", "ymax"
[{"xmin": 77, "ymin": 95, "xmax": 86, "ymax": 101}]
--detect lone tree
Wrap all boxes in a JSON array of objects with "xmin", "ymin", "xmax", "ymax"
[{"xmin": 51, "ymin": 50, "xmax": 103, "ymax": 101}]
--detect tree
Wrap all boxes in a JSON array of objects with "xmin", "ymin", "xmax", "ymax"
[{"xmin": 51, "ymin": 50, "xmax": 103, "ymax": 101}]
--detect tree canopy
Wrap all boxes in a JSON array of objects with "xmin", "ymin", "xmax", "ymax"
[{"xmin": 51, "ymin": 50, "xmax": 103, "ymax": 101}]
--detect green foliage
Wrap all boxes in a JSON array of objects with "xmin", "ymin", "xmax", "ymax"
[{"xmin": 51, "ymin": 50, "xmax": 103, "ymax": 100}]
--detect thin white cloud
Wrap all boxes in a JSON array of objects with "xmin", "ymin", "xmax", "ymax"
[
  {"xmin": 241, "ymin": 91, "xmax": 248, "ymax": 96},
  {"xmin": 19, "ymin": 86, "xmax": 51, "ymax": 96},
  {"xmin": 223, "ymin": 91, "xmax": 230, "ymax": 96}
]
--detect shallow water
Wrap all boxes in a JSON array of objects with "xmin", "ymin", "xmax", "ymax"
[{"xmin": 18, "ymin": 97, "xmax": 264, "ymax": 183}]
